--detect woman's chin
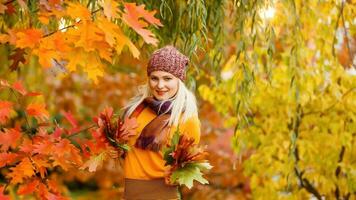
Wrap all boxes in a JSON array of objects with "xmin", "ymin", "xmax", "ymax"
[{"xmin": 153, "ymin": 94, "xmax": 169, "ymax": 101}]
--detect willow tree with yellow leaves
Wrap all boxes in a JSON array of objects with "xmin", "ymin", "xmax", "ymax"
[
  {"xmin": 197, "ymin": 0, "xmax": 356, "ymax": 199},
  {"xmin": 0, "ymin": 0, "xmax": 355, "ymax": 199}
]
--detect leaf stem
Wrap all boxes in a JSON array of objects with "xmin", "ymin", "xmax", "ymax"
[
  {"xmin": 65, "ymin": 124, "xmax": 96, "ymax": 138},
  {"xmin": 9, "ymin": 88, "xmax": 31, "ymax": 132},
  {"xmin": 332, "ymin": 2, "xmax": 344, "ymax": 57}
]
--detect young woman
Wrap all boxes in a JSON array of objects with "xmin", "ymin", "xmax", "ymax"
[{"xmin": 122, "ymin": 45, "xmax": 201, "ymax": 200}]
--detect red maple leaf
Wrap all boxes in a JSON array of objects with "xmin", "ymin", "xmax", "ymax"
[
  {"xmin": 0, "ymin": 101, "xmax": 14, "ymax": 124},
  {"xmin": 117, "ymin": 117, "xmax": 138, "ymax": 141},
  {"xmin": 12, "ymin": 81, "xmax": 27, "ymax": 95},
  {"xmin": 0, "ymin": 152, "xmax": 20, "ymax": 168},
  {"xmin": 9, "ymin": 48, "xmax": 26, "ymax": 71}
]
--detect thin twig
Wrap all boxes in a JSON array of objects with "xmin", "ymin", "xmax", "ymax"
[
  {"xmin": 4, "ymin": 0, "xmax": 15, "ymax": 5},
  {"xmin": 43, "ymin": 24, "xmax": 76, "ymax": 37},
  {"xmin": 303, "ymin": 87, "xmax": 356, "ymax": 116},
  {"xmin": 332, "ymin": 2, "xmax": 344, "ymax": 57},
  {"xmin": 65, "ymin": 124, "xmax": 96, "ymax": 139},
  {"xmin": 9, "ymin": 89, "xmax": 31, "ymax": 132},
  {"xmin": 43, "ymin": 8, "xmax": 103, "ymax": 38}
]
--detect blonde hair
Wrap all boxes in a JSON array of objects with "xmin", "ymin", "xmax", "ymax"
[{"xmin": 123, "ymin": 80, "xmax": 198, "ymax": 126}]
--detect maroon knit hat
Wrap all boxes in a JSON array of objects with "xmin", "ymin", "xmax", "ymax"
[{"xmin": 147, "ymin": 45, "xmax": 189, "ymax": 81}]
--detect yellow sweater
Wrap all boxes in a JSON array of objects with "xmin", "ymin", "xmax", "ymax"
[{"xmin": 124, "ymin": 107, "xmax": 201, "ymax": 180}]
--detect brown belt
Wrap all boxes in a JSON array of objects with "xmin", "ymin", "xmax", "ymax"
[{"xmin": 124, "ymin": 178, "xmax": 179, "ymax": 200}]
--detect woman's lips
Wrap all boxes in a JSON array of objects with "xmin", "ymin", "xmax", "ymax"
[{"xmin": 156, "ymin": 91, "xmax": 167, "ymax": 95}]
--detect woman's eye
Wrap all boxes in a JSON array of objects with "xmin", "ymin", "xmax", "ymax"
[
  {"xmin": 151, "ymin": 77, "xmax": 158, "ymax": 81},
  {"xmin": 164, "ymin": 77, "xmax": 172, "ymax": 81}
]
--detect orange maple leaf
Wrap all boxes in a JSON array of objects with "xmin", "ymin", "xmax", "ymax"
[
  {"xmin": 53, "ymin": 139, "xmax": 83, "ymax": 165},
  {"xmin": 80, "ymin": 150, "xmax": 109, "ymax": 172},
  {"xmin": 0, "ymin": 185, "xmax": 10, "ymax": 200},
  {"xmin": 0, "ymin": 127, "xmax": 21, "ymax": 151},
  {"xmin": 33, "ymin": 46, "xmax": 59, "ymax": 68},
  {"xmin": 51, "ymin": 155, "xmax": 71, "ymax": 171},
  {"xmin": 96, "ymin": 16, "xmax": 140, "ymax": 58},
  {"xmin": 26, "ymin": 103, "xmax": 49, "ymax": 120},
  {"xmin": 8, "ymin": 157, "xmax": 35, "ymax": 184},
  {"xmin": 122, "ymin": 3, "xmax": 163, "ymax": 46},
  {"xmin": 33, "ymin": 140, "xmax": 54, "ymax": 155},
  {"xmin": 0, "ymin": 3, "xmax": 7, "ymax": 14},
  {"xmin": 0, "ymin": 152, "xmax": 20, "ymax": 168},
  {"xmin": 66, "ymin": 2, "xmax": 91, "ymax": 21},
  {"xmin": 17, "ymin": 178, "xmax": 39, "ymax": 195},
  {"xmin": 15, "ymin": 29, "xmax": 43, "ymax": 49},
  {"xmin": 12, "ymin": 80, "xmax": 27, "ymax": 95},
  {"xmin": 31, "ymin": 155, "xmax": 51, "ymax": 178},
  {"xmin": 51, "ymin": 32, "xmax": 70, "ymax": 53},
  {"xmin": 0, "ymin": 101, "xmax": 14, "ymax": 124}
]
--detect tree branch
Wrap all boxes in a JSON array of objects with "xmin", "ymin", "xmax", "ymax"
[
  {"xmin": 303, "ymin": 87, "xmax": 356, "ymax": 116},
  {"xmin": 4, "ymin": 0, "xmax": 15, "ymax": 5},
  {"xmin": 43, "ymin": 8, "xmax": 103, "ymax": 38},
  {"xmin": 334, "ymin": 146, "xmax": 345, "ymax": 199},
  {"xmin": 340, "ymin": 3, "xmax": 354, "ymax": 68},
  {"xmin": 291, "ymin": 105, "xmax": 322, "ymax": 199}
]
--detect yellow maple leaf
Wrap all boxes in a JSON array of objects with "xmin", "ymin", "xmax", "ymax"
[
  {"xmin": 65, "ymin": 49, "xmax": 105, "ymax": 83},
  {"xmin": 74, "ymin": 22, "xmax": 104, "ymax": 52},
  {"xmin": 84, "ymin": 53, "xmax": 105, "ymax": 84},
  {"xmin": 66, "ymin": 2, "xmax": 91, "ymax": 21},
  {"xmin": 66, "ymin": 48, "xmax": 86, "ymax": 72},
  {"xmin": 99, "ymin": 0, "xmax": 119, "ymax": 19},
  {"xmin": 93, "ymin": 41, "xmax": 112, "ymax": 62},
  {"xmin": 80, "ymin": 150, "xmax": 109, "ymax": 172}
]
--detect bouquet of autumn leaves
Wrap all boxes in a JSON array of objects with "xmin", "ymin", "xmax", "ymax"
[
  {"xmin": 81, "ymin": 107, "xmax": 138, "ymax": 172},
  {"xmin": 163, "ymin": 129, "xmax": 212, "ymax": 189},
  {"xmin": 93, "ymin": 107, "xmax": 138, "ymax": 153}
]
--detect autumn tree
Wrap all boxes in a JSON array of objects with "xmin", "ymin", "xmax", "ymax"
[{"xmin": 197, "ymin": 0, "xmax": 356, "ymax": 199}]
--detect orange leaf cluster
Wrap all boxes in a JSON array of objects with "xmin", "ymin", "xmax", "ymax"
[
  {"xmin": 93, "ymin": 107, "xmax": 138, "ymax": 147},
  {"xmin": 169, "ymin": 135, "xmax": 207, "ymax": 172},
  {"xmin": 0, "ymin": 1, "xmax": 163, "ymax": 83},
  {"xmin": 0, "ymin": 80, "xmax": 87, "ymax": 198}
]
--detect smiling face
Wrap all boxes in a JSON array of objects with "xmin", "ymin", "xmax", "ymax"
[{"xmin": 148, "ymin": 71, "xmax": 179, "ymax": 101}]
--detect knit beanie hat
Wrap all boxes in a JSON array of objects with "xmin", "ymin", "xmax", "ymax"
[{"xmin": 147, "ymin": 45, "xmax": 189, "ymax": 81}]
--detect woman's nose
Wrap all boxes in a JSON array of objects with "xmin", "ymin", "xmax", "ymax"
[{"xmin": 157, "ymin": 80, "xmax": 164, "ymax": 88}]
